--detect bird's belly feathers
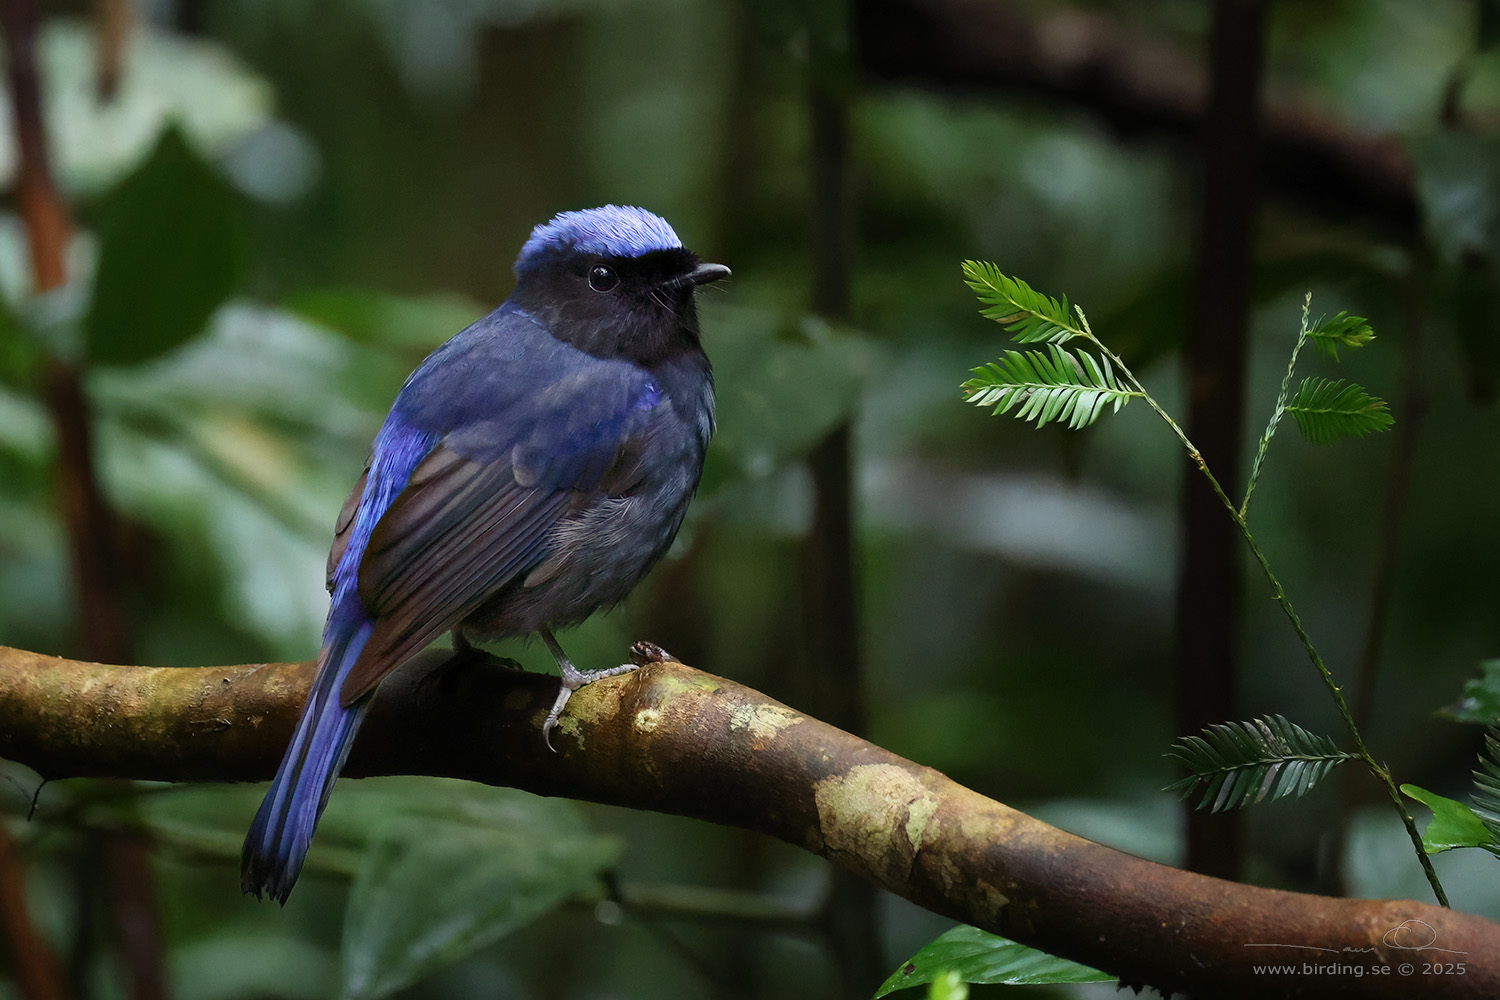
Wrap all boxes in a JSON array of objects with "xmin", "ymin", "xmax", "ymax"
[{"xmin": 458, "ymin": 458, "xmax": 699, "ymax": 637}]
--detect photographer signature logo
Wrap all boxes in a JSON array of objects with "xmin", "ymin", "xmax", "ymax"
[{"xmin": 1243, "ymin": 918, "xmax": 1467, "ymax": 956}]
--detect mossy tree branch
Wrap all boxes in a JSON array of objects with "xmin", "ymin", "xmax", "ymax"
[{"xmin": 1, "ymin": 644, "xmax": 1497, "ymax": 999}]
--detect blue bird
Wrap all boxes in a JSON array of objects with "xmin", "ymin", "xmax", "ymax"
[{"xmin": 241, "ymin": 205, "xmax": 728, "ymax": 903}]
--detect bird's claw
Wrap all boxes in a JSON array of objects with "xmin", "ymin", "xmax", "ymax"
[
  {"xmin": 541, "ymin": 661, "xmax": 640, "ymax": 751},
  {"xmin": 629, "ymin": 640, "xmax": 676, "ymax": 666}
]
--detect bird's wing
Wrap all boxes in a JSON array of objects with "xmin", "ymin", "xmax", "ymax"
[
  {"xmin": 326, "ymin": 467, "xmax": 368, "ymax": 592},
  {"xmin": 336, "ymin": 360, "xmax": 663, "ymax": 706}
]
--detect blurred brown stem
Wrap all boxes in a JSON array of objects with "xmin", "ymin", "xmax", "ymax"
[
  {"xmin": 1174, "ymin": 0, "xmax": 1265, "ymax": 883},
  {"xmin": 805, "ymin": 22, "xmax": 882, "ymax": 998},
  {"xmin": 0, "ymin": 824, "xmax": 69, "ymax": 1000},
  {"xmin": 804, "ymin": 89, "xmax": 866, "ymax": 745},
  {"xmin": 92, "ymin": 0, "xmax": 131, "ymax": 102},
  {"xmin": 103, "ymin": 837, "xmax": 166, "ymax": 1000},
  {"xmin": 0, "ymin": 0, "xmax": 132, "ymax": 666},
  {"xmin": 40, "ymin": 363, "xmax": 133, "ymax": 665},
  {"xmin": 1, "ymin": 0, "xmax": 69, "ymax": 292},
  {"xmin": 2, "ymin": 4, "xmax": 154, "ymax": 999}
]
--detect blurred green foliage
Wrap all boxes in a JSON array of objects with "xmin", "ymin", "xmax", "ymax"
[
  {"xmin": 872, "ymin": 925, "xmax": 1110, "ymax": 997},
  {"xmin": 85, "ymin": 126, "xmax": 245, "ymax": 366},
  {"xmin": 2, "ymin": 1, "xmax": 1500, "ymax": 998}
]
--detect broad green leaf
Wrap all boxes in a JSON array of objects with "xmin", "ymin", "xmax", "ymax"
[
  {"xmin": 92, "ymin": 301, "xmax": 385, "ymax": 432},
  {"xmin": 1440, "ymin": 660, "xmax": 1500, "ymax": 724},
  {"xmin": 1401, "ymin": 784, "xmax": 1497, "ymax": 854},
  {"xmin": 699, "ymin": 304, "xmax": 878, "ymax": 492},
  {"xmin": 875, "ymin": 925, "xmax": 1112, "ymax": 996},
  {"xmin": 925, "ymin": 969, "xmax": 967, "ymax": 1000},
  {"xmin": 85, "ymin": 126, "xmax": 244, "ymax": 366},
  {"xmin": 960, "ymin": 261, "xmax": 1083, "ymax": 343},
  {"xmin": 0, "ymin": 297, "xmax": 38, "ymax": 390},
  {"xmin": 313, "ymin": 778, "xmax": 594, "ymax": 855},
  {"xmin": 136, "ymin": 782, "xmax": 279, "ymax": 865},
  {"xmin": 144, "ymin": 781, "xmax": 625, "ymax": 1000},
  {"xmin": 341, "ymin": 818, "xmax": 620, "ymax": 999},
  {"xmin": 1166, "ymin": 716, "xmax": 1357, "ymax": 813},
  {"xmin": 1285, "ymin": 378, "xmax": 1393, "ymax": 446},
  {"xmin": 137, "ymin": 778, "xmax": 607, "ymax": 875},
  {"xmin": 171, "ymin": 933, "xmax": 335, "ymax": 1000}
]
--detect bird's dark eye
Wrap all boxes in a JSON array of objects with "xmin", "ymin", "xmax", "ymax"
[{"xmin": 587, "ymin": 264, "xmax": 619, "ymax": 292}]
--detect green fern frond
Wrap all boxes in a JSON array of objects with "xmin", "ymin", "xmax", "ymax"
[
  {"xmin": 1166, "ymin": 715, "xmax": 1358, "ymax": 813},
  {"xmin": 961, "ymin": 261, "xmax": 1084, "ymax": 343},
  {"xmin": 962, "ymin": 344, "xmax": 1142, "ymax": 429},
  {"xmin": 1471, "ymin": 729, "xmax": 1500, "ymax": 851},
  {"xmin": 1286, "ymin": 378, "xmax": 1393, "ymax": 445},
  {"xmin": 1307, "ymin": 311, "xmax": 1375, "ymax": 362}
]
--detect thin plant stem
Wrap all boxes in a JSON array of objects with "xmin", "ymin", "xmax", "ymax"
[
  {"xmin": 1240, "ymin": 294, "xmax": 1312, "ymax": 519},
  {"xmin": 1072, "ymin": 307, "xmax": 1450, "ymax": 907}
]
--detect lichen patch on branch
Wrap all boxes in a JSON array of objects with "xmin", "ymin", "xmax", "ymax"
[
  {"xmin": 726, "ymin": 702, "xmax": 803, "ymax": 746},
  {"xmin": 814, "ymin": 763, "xmax": 937, "ymax": 886}
]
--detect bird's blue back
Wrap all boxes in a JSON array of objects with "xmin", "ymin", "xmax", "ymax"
[{"xmin": 242, "ymin": 206, "xmax": 719, "ymax": 902}]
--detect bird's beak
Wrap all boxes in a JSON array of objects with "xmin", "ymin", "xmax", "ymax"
[{"xmin": 688, "ymin": 262, "xmax": 731, "ymax": 286}]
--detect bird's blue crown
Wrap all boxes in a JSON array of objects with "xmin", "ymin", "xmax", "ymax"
[{"xmin": 516, "ymin": 205, "xmax": 682, "ymax": 274}]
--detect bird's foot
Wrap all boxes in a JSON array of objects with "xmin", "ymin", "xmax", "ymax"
[
  {"xmin": 542, "ymin": 660, "xmax": 639, "ymax": 750},
  {"xmin": 629, "ymin": 640, "xmax": 677, "ymax": 666}
]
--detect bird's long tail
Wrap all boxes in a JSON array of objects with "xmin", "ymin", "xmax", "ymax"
[{"xmin": 241, "ymin": 611, "xmax": 374, "ymax": 903}]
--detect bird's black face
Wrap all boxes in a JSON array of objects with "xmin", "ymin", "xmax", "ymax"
[{"xmin": 515, "ymin": 246, "xmax": 729, "ymax": 363}]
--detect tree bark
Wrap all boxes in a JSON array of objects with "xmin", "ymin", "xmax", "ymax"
[{"xmin": 1, "ymin": 644, "xmax": 1496, "ymax": 999}]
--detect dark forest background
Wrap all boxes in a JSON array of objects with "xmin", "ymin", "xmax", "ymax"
[{"xmin": 2, "ymin": 1, "xmax": 1499, "ymax": 997}]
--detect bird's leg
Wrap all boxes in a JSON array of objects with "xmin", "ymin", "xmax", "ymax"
[{"xmin": 538, "ymin": 625, "xmax": 639, "ymax": 749}]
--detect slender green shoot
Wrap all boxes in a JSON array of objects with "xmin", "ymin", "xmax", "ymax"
[
  {"xmin": 960, "ymin": 266, "xmax": 1443, "ymax": 905},
  {"xmin": 1241, "ymin": 296, "xmax": 1313, "ymax": 518},
  {"xmin": 1240, "ymin": 299, "xmax": 1383, "ymax": 518}
]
